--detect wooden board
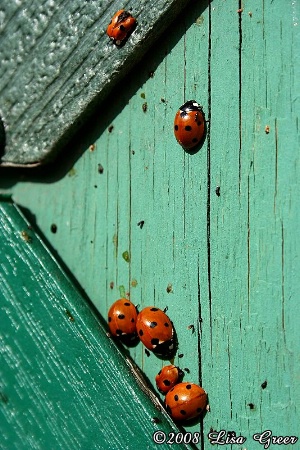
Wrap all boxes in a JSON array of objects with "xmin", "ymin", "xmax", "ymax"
[
  {"xmin": 0, "ymin": 197, "xmax": 195, "ymax": 449},
  {"xmin": 0, "ymin": 0, "xmax": 191, "ymax": 166},
  {"xmin": 0, "ymin": 0, "xmax": 299, "ymax": 447}
]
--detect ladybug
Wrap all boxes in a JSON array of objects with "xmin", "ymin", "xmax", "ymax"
[
  {"xmin": 107, "ymin": 299, "xmax": 137, "ymax": 338},
  {"xmin": 155, "ymin": 365, "xmax": 183, "ymax": 394},
  {"xmin": 174, "ymin": 100, "xmax": 205, "ymax": 149},
  {"xmin": 106, "ymin": 10, "xmax": 136, "ymax": 46},
  {"xmin": 165, "ymin": 382, "xmax": 207, "ymax": 421},
  {"xmin": 136, "ymin": 307, "xmax": 175, "ymax": 358}
]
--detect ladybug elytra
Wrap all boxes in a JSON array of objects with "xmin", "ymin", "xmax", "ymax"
[
  {"xmin": 106, "ymin": 10, "xmax": 136, "ymax": 46},
  {"xmin": 136, "ymin": 307, "xmax": 175, "ymax": 358},
  {"xmin": 174, "ymin": 100, "xmax": 205, "ymax": 149},
  {"xmin": 155, "ymin": 365, "xmax": 183, "ymax": 394},
  {"xmin": 165, "ymin": 382, "xmax": 207, "ymax": 421},
  {"xmin": 107, "ymin": 298, "xmax": 138, "ymax": 338}
]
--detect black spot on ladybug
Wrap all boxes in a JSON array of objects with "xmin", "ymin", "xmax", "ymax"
[
  {"xmin": 261, "ymin": 380, "xmax": 267, "ymax": 389},
  {"xmin": 151, "ymin": 338, "xmax": 159, "ymax": 346},
  {"xmin": 131, "ymin": 318, "xmax": 135, "ymax": 322},
  {"xmin": 150, "ymin": 321, "xmax": 158, "ymax": 328},
  {"xmin": 124, "ymin": 302, "xmax": 131, "ymax": 306},
  {"xmin": 163, "ymin": 380, "xmax": 171, "ymax": 386},
  {"xmin": 150, "ymin": 307, "xmax": 159, "ymax": 311},
  {"xmin": 118, "ymin": 314, "xmax": 125, "ymax": 319},
  {"xmin": 185, "ymin": 125, "xmax": 192, "ymax": 131},
  {"xmin": 174, "ymin": 125, "xmax": 178, "ymax": 131},
  {"xmin": 186, "ymin": 384, "xmax": 192, "ymax": 389},
  {"xmin": 174, "ymin": 395, "xmax": 179, "ymax": 401},
  {"xmin": 180, "ymin": 410, "xmax": 187, "ymax": 415},
  {"xmin": 118, "ymin": 10, "xmax": 131, "ymax": 22},
  {"xmin": 139, "ymin": 329, "xmax": 144, "ymax": 336},
  {"xmin": 164, "ymin": 322, "xmax": 169, "ymax": 327}
]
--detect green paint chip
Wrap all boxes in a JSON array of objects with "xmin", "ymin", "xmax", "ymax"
[
  {"xmin": 68, "ymin": 167, "xmax": 76, "ymax": 177},
  {"xmin": 119, "ymin": 285, "xmax": 126, "ymax": 298},
  {"xmin": 122, "ymin": 251, "xmax": 130, "ymax": 262}
]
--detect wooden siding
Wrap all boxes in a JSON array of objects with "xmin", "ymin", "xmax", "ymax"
[
  {"xmin": 0, "ymin": 0, "xmax": 190, "ymax": 166},
  {"xmin": 0, "ymin": 198, "xmax": 192, "ymax": 450}
]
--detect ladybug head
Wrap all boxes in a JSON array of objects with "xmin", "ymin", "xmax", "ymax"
[{"xmin": 152, "ymin": 337, "xmax": 177, "ymax": 360}]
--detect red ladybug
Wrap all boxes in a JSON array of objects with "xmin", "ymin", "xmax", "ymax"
[
  {"xmin": 136, "ymin": 307, "xmax": 175, "ymax": 357},
  {"xmin": 174, "ymin": 100, "xmax": 205, "ymax": 149},
  {"xmin": 165, "ymin": 382, "xmax": 207, "ymax": 421},
  {"xmin": 107, "ymin": 299, "xmax": 137, "ymax": 337},
  {"xmin": 155, "ymin": 365, "xmax": 183, "ymax": 394},
  {"xmin": 106, "ymin": 10, "xmax": 136, "ymax": 46}
]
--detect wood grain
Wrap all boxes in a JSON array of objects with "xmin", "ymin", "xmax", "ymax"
[
  {"xmin": 0, "ymin": 198, "xmax": 193, "ymax": 449},
  {"xmin": 0, "ymin": 0, "xmax": 191, "ymax": 166}
]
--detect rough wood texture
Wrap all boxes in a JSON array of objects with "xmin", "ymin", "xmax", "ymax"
[
  {"xmin": 0, "ymin": 0, "xmax": 299, "ymax": 447},
  {"xmin": 0, "ymin": 198, "xmax": 193, "ymax": 450},
  {"xmin": 0, "ymin": 0, "xmax": 190, "ymax": 166}
]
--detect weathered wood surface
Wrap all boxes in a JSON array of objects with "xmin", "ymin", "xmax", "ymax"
[
  {"xmin": 0, "ymin": 198, "xmax": 193, "ymax": 450},
  {"xmin": 0, "ymin": 0, "xmax": 190, "ymax": 166},
  {"xmin": 0, "ymin": 0, "xmax": 299, "ymax": 447}
]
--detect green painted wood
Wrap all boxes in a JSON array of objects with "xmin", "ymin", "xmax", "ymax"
[
  {"xmin": 0, "ymin": 0, "xmax": 191, "ymax": 167},
  {"xmin": 0, "ymin": 0, "xmax": 299, "ymax": 448},
  {"xmin": 0, "ymin": 198, "xmax": 194, "ymax": 450}
]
